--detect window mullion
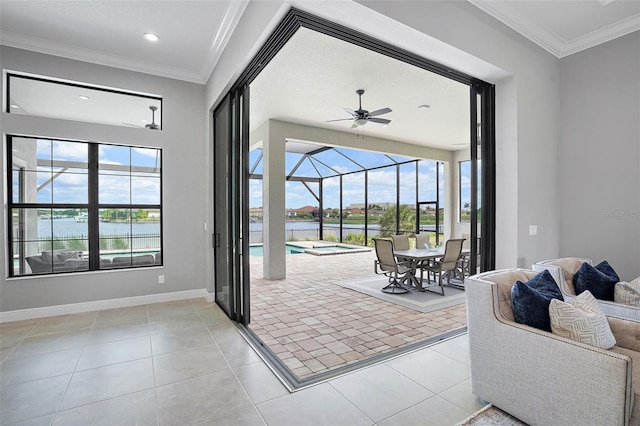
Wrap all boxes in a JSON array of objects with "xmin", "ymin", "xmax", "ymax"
[{"xmin": 88, "ymin": 144, "xmax": 100, "ymax": 270}]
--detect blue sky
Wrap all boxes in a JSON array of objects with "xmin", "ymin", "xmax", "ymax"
[
  {"xmin": 459, "ymin": 160, "xmax": 482, "ymax": 209},
  {"xmin": 26, "ymin": 139, "xmax": 160, "ymax": 205}
]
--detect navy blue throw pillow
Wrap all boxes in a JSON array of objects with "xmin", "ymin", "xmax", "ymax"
[
  {"xmin": 573, "ymin": 261, "xmax": 619, "ymax": 301},
  {"xmin": 511, "ymin": 270, "xmax": 564, "ymax": 331}
]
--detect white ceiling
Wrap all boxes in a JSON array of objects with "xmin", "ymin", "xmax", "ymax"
[
  {"xmin": 469, "ymin": 0, "xmax": 640, "ymax": 58},
  {"xmin": 2, "ymin": 0, "xmax": 639, "ymax": 149},
  {"xmin": 0, "ymin": 0, "xmax": 249, "ymax": 83}
]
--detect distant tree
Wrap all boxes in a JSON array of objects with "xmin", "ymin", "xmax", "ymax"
[{"xmin": 378, "ymin": 205, "xmax": 415, "ymax": 237}]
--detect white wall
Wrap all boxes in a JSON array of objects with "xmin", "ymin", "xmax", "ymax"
[
  {"xmin": 356, "ymin": 1, "xmax": 561, "ymax": 268},
  {"xmin": 558, "ymin": 32, "xmax": 640, "ymax": 280},
  {"xmin": 1, "ymin": 47, "xmax": 207, "ymax": 311},
  {"xmin": 206, "ymin": 0, "xmax": 562, "ymax": 272}
]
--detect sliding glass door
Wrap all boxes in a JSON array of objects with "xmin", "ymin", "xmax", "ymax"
[
  {"xmin": 212, "ymin": 89, "xmax": 250, "ymax": 324},
  {"xmin": 469, "ymin": 83, "xmax": 495, "ymax": 273},
  {"xmin": 212, "ymin": 8, "xmax": 495, "ymax": 326}
]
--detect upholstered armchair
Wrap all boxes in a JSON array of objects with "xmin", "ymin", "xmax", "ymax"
[
  {"xmin": 466, "ymin": 269, "xmax": 640, "ymax": 425},
  {"xmin": 533, "ymin": 257, "xmax": 640, "ymax": 320}
]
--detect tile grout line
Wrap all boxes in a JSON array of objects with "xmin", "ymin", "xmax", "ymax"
[{"xmin": 190, "ymin": 298, "xmax": 271, "ymax": 425}]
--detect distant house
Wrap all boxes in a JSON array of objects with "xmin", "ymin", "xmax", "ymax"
[
  {"xmin": 147, "ymin": 209, "xmax": 161, "ymax": 219},
  {"xmin": 286, "ymin": 205, "xmax": 319, "ymax": 218},
  {"xmin": 249, "ymin": 207, "xmax": 263, "ymax": 218}
]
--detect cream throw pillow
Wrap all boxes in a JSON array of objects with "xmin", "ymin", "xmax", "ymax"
[
  {"xmin": 549, "ymin": 290, "xmax": 616, "ymax": 349},
  {"xmin": 615, "ymin": 278, "xmax": 640, "ymax": 306}
]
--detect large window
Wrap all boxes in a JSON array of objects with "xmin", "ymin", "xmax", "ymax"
[{"xmin": 7, "ymin": 136, "xmax": 162, "ymax": 276}]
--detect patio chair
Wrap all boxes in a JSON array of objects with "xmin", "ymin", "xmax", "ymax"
[
  {"xmin": 391, "ymin": 234, "xmax": 410, "ymax": 250},
  {"xmin": 392, "ymin": 234, "xmax": 411, "ymax": 263},
  {"xmin": 457, "ymin": 234, "xmax": 480, "ymax": 278},
  {"xmin": 421, "ymin": 238, "xmax": 465, "ymax": 294},
  {"xmin": 373, "ymin": 238, "xmax": 412, "ymax": 294},
  {"xmin": 414, "ymin": 233, "xmax": 431, "ymax": 249}
]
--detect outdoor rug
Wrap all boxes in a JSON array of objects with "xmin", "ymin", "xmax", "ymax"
[
  {"xmin": 456, "ymin": 405, "xmax": 527, "ymax": 426},
  {"xmin": 335, "ymin": 275, "xmax": 466, "ymax": 314}
]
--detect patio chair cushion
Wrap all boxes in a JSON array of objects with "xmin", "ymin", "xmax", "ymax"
[
  {"xmin": 549, "ymin": 290, "xmax": 616, "ymax": 349},
  {"xmin": 511, "ymin": 269, "xmax": 564, "ymax": 331},
  {"xmin": 574, "ymin": 261, "xmax": 619, "ymax": 301},
  {"xmin": 615, "ymin": 280, "xmax": 640, "ymax": 306}
]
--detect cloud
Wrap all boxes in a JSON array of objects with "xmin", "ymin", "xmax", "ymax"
[{"xmin": 133, "ymin": 147, "xmax": 159, "ymax": 158}]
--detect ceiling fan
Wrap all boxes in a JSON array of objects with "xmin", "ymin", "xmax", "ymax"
[
  {"xmin": 327, "ymin": 89, "xmax": 391, "ymax": 128},
  {"xmin": 145, "ymin": 106, "xmax": 159, "ymax": 130},
  {"xmin": 122, "ymin": 105, "xmax": 160, "ymax": 129}
]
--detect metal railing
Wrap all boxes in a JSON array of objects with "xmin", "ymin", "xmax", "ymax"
[
  {"xmin": 248, "ymin": 226, "xmax": 443, "ymax": 246},
  {"xmin": 32, "ymin": 233, "xmax": 161, "ymax": 252}
]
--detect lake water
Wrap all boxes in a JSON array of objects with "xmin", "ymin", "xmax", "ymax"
[{"xmin": 40, "ymin": 218, "xmax": 160, "ymax": 237}]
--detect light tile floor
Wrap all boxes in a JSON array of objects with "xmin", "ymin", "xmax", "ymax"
[
  {"xmin": 249, "ymin": 250, "xmax": 468, "ymax": 378},
  {"xmin": 0, "ymin": 299, "xmax": 486, "ymax": 426}
]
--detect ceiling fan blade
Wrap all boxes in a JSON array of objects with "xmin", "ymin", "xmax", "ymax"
[
  {"xmin": 369, "ymin": 117, "xmax": 391, "ymax": 125},
  {"xmin": 368, "ymin": 107, "xmax": 392, "ymax": 117},
  {"xmin": 343, "ymin": 108, "xmax": 358, "ymax": 117},
  {"xmin": 326, "ymin": 118, "xmax": 355, "ymax": 123}
]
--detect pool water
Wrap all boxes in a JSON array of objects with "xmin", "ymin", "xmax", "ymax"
[
  {"xmin": 249, "ymin": 244, "xmax": 305, "ymax": 256},
  {"xmin": 307, "ymin": 246, "xmax": 359, "ymax": 253}
]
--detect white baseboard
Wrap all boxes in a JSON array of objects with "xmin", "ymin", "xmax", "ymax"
[{"xmin": 0, "ymin": 289, "xmax": 216, "ymax": 323}]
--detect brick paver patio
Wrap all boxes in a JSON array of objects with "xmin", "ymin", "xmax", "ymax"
[{"xmin": 249, "ymin": 248, "xmax": 468, "ymax": 379}]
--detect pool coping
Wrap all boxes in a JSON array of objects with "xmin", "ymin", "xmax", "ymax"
[{"xmin": 250, "ymin": 241, "xmax": 373, "ymax": 256}]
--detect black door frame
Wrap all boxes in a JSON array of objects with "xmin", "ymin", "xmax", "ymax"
[{"xmin": 211, "ymin": 6, "xmax": 495, "ymax": 387}]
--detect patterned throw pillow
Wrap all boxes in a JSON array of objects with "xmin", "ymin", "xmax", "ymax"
[
  {"xmin": 511, "ymin": 269, "xmax": 564, "ymax": 332},
  {"xmin": 549, "ymin": 290, "xmax": 616, "ymax": 349},
  {"xmin": 614, "ymin": 280, "xmax": 640, "ymax": 306},
  {"xmin": 57, "ymin": 251, "xmax": 79, "ymax": 261},
  {"xmin": 573, "ymin": 261, "xmax": 619, "ymax": 301}
]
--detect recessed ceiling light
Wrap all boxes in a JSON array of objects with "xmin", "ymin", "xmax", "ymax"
[
  {"xmin": 10, "ymin": 104, "xmax": 20, "ymax": 109},
  {"xmin": 78, "ymin": 95, "xmax": 90, "ymax": 100},
  {"xmin": 143, "ymin": 33, "xmax": 160, "ymax": 42},
  {"xmin": 418, "ymin": 104, "xmax": 431, "ymax": 109}
]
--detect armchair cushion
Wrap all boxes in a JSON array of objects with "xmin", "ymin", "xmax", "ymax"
[
  {"xmin": 549, "ymin": 290, "xmax": 616, "ymax": 349},
  {"xmin": 574, "ymin": 261, "xmax": 619, "ymax": 301},
  {"xmin": 511, "ymin": 269, "xmax": 563, "ymax": 331},
  {"xmin": 615, "ymin": 280, "xmax": 640, "ymax": 306}
]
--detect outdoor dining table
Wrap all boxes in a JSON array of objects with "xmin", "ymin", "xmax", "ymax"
[{"xmin": 393, "ymin": 247, "xmax": 470, "ymax": 290}]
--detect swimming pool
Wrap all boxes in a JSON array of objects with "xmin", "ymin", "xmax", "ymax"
[
  {"xmin": 249, "ymin": 244, "xmax": 306, "ymax": 256},
  {"xmin": 249, "ymin": 242, "xmax": 372, "ymax": 257}
]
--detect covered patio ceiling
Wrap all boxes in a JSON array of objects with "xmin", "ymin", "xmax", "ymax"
[{"xmin": 249, "ymin": 27, "xmax": 471, "ymax": 152}]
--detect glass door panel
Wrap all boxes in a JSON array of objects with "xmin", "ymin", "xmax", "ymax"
[{"xmin": 213, "ymin": 96, "xmax": 233, "ymax": 317}]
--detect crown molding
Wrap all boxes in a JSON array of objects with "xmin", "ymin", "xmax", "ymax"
[
  {"xmin": 561, "ymin": 14, "xmax": 640, "ymax": 57},
  {"xmin": 469, "ymin": 0, "xmax": 640, "ymax": 58},
  {"xmin": 0, "ymin": 31, "xmax": 204, "ymax": 84},
  {"xmin": 0, "ymin": 0, "xmax": 249, "ymax": 84},
  {"xmin": 201, "ymin": 0, "xmax": 250, "ymax": 83}
]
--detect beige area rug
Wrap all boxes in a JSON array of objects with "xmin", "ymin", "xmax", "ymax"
[
  {"xmin": 457, "ymin": 405, "xmax": 528, "ymax": 426},
  {"xmin": 335, "ymin": 276, "xmax": 466, "ymax": 313}
]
